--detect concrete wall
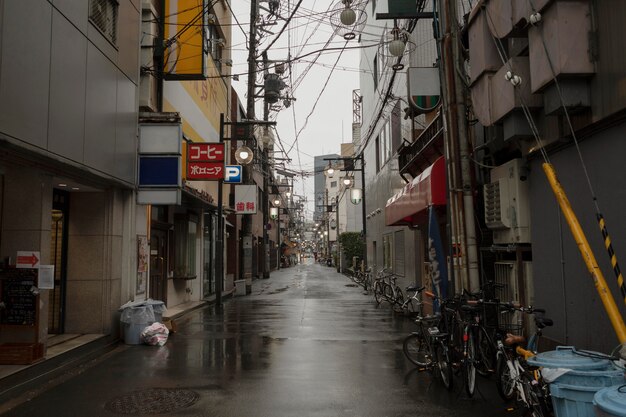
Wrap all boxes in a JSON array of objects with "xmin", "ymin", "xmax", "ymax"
[
  {"xmin": 65, "ymin": 190, "xmax": 130, "ymax": 334},
  {"xmin": 0, "ymin": 164, "xmax": 53, "ymax": 344}
]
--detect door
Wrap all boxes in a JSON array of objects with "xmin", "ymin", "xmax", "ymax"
[
  {"xmin": 150, "ymin": 229, "xmax": 168, "ymax": 303},
  {"xmin": 49, "ymin": 189, "xmax": 69, "ymax": 334}
]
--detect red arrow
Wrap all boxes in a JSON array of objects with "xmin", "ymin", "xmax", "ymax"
[{"xmin": 17, "ymin": 253, "xmax": 39, "ymax": 267}]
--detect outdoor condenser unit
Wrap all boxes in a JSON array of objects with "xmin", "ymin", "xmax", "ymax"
[{"xmin": 484, "ymin": 158, "xmax": 531, "ymax": 244}]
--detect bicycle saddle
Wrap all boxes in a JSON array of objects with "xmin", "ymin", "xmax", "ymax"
[
  {"xmin": 504, "ymin": 333, "xmax": 526, "ymax": 346},
  {"xmin": 406, "ymin": 285, "xmax": 425, "ymax": 292}
]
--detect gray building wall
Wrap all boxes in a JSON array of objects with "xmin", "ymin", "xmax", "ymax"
[
  {"xmin": 529, "ymin": 120, "xmax": 626, "ymax": 353},
  {"xmin": 0, "ymin": 0, "xmax": 140, "ymax": 184},
  {"xmin": 0, "ymin": 1, "xmax": 141, "ymax": 343}
]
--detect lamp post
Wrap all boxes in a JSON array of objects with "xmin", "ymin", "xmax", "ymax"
[
  {"xmin": 324, "ymin": 153, "xmax": 367, "ymax": 269},
  {"xmin": 217, "ymin": 114, "xmax": 275, "ymax": 308}
]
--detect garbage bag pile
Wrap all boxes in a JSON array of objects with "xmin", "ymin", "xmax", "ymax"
[{"xmin": 141, "ymin": 322, "xmax": 169, "ymax": 346}]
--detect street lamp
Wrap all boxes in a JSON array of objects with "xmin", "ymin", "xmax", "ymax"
[
  {"xmin": 325, "ymin": 164, "xmax": 335, "ymax": 178},
  {"xmin": 273, "ymin": 197, "xmax": 281, "ymax": 206},
  {"xmin": 350, "ymin": 187, "xmax": 362, "ymax": 205},
  {"xmin": 342, "ymin": 176, "xmax": 353, "ymax": 187},
  {"xmin": 235, "ymin": 146, "xmax": 254, "ymax": 165},
  {"xmin": 323, "ymin": 153, "xmax": 367, "ymax": 269}
]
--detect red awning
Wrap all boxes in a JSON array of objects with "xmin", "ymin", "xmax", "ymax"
[{"xmin": 385, "ymin": 156, "xmax": 446, "ymax": 226}]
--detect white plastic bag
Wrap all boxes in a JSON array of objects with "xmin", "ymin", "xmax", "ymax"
[{"xmin": 141, "ymin": 322, "xmax": 170, "ymax": 346}]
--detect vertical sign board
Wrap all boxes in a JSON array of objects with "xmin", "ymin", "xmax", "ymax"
[
  {"xmin": 163, "ymin": 0, "xmax": 207, "ymax": 79},
  {"xmin": 234, "ymin": 185, "xmax": 258, "ymax": 214},
  {"xmin": 408, "ymin": 67, "xmax": 441, "ymax": 113},
  {"xmin": 186, "ymin": 143, "xmax": 225, "ymax": 180}
]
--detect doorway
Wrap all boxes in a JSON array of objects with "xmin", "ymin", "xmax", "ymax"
[
  {"xmin": 49, "ymin": 189, "xmax": 69, "ymax": 334},
  {"xmin": 150, "ymin": 228, "xmax": 168, "ymax": 303}
]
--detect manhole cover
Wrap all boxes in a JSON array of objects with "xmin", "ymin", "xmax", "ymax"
[{"xmin": 105, "ymin": 388, "xmax": 199, "ymax": 414}]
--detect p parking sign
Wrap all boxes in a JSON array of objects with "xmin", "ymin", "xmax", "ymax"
[{"xmin": 224, "ymin": 165, "xmax": 242, "ymax": 183}]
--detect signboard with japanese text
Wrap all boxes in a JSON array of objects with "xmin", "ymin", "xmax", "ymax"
[
  {"xmin": 187, "ymin": 162, "xmax": 224, "ymax": 180},
  {"xmin": 186, "ymin": 143, "xmax": 225, "ymax": 181},
  {"xmin": 234, "ymin": 185, "xmax": 258, "ymax": 214},
  {"xmin": 187, "ymin": 143, "xmax": 225, "ymax": 162}
]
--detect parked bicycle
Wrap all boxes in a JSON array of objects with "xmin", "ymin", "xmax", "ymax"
[
  {"xmin": 398, "ymin": 285, "xmax": 426, "ymax": 316},
  {"xmin": 373, "ymin": 268, "xmax": 392, "ymax": 305},
  {"xmin": 402, "ymin": 293, "xmax": 454, "ymax": 390},
  {"xmin": 352, "ymin": 267, "xmax": 371, "ymax": 291},
  {"xmin": 495, "ymin": 303, "xmax": 554, "ymax": 417}
]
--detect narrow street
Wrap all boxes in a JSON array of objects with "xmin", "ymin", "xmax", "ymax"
[{"xmin": 4, "ymin": 262, "xmax": 510, "ymax": 417}]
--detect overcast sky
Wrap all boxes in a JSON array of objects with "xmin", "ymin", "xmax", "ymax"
[{"xmin": 228, "ymin": 1, "xmax": 362, "ymax": 220}]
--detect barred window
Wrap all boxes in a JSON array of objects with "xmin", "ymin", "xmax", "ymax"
[{"xmin": 89, "ymin": 0, "xmax": 118, "ymax": 44}]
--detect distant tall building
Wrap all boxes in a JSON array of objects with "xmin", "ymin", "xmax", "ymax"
[{"xmin": 313, "ymin": 154, "xmax": 339, "ymax": 222}]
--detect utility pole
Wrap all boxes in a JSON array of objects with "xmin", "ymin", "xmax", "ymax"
[
  {"xmin": 242, "ymin": 0, "xmax": 259, "ymax": 290},
  {"xmin": 438, "ymin": 0, "xmax": 479, "ymax": 292}
]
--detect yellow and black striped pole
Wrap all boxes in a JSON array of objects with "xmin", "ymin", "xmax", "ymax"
[
  {"xmin": 598, "ymin": 214, "xmax": 626, "ymax": 305},
  {"xmin": 543, "ymin": 163, "xmax": 626, "ymax": 344}
]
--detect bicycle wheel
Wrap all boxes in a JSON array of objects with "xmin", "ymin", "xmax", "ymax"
[
  {"xmin": 475, "ymin": 327, "xmax": 496, "ymax": 377},
  {"xmin": 464, "ymin": 333, "xmax": 477, "ymax": 397},
  {"xmin": 435, "ymin": 340, "xmax": 454, "ymax": 391},
  {"xmin": 403, "ymin": 332, "xmax": 432, "ymax": 367},
  {"xmin": 383, "ymin": 283, "xmax": 394, "ymax": 304},
  {"xmin": 521, "ymin": 372, "xmax": 550, "ymax": 417},
  {"xmin": 496, "ymin": 353, "xmax": 516, "ymax": 401},
  {"xmin": 374, "ymin": 281, "xmax": 384, "ymax": 304}
]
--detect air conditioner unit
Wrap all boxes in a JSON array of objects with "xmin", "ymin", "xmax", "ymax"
[{"xmin": 484, "ymin": 158, "xmax": 531, "ymax": 244}]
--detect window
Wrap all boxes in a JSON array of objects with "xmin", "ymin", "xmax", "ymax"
[
  {"xmin": 391, "ymin": 101, "xmax": 402, "ymax": 152},
  {"xmin": 383, "ymin": 234, "xmax": 393, "ymax": 270},
  {"xmin": 206, "ymin": 23, "xmax": 224, "ymax": 72},
  {"xmin": 174, "ymin": 215, "xmax": 197, "ymax": 278},
  {"xmin": 375, "ymin": 135, "xmax": 381, "ymax": 172},
  {"xmin": 378, "ymin": 121, "xmax": 392, "ymax": 168},
  {"xmin": 394, "ymin": 230, "xmax": 405, "ymax": 276},
  {"xmin": 373, "ymin": 55, "xmax": 379, "ymax": 90},
  {"xmin": 330, "ymin": 181, "xmax": 337, "ymax": 188},
  {"xmin": 89, "ymin": 0, "xmax": 118, "ymax": 44}
]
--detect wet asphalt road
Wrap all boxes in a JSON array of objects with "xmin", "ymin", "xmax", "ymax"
[{"xmin": 3, "ymin": 261, "xmax": 513, "ymax": 416}]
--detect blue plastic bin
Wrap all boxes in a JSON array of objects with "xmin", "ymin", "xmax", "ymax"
[
  {"xmin": 528, "ymin": 346, "xmax": 625, "ymax": 417},
  {"xmin": 594, "ymin": 385, "xmax": 626, "ymax": 417}
]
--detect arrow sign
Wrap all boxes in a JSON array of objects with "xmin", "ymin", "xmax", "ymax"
[{"xmin": 16, "ymin": 251, "xmax": 40, "ymax": 268}]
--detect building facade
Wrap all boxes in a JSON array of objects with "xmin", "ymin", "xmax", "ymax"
[{"xmin": 0, "ymin": 0, "xmax": 141, "ymax": 353}]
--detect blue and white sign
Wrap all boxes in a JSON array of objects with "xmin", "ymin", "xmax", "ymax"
[{"xmin": 224, "ymin": 165, "xmax": 243, "ymax": 184}]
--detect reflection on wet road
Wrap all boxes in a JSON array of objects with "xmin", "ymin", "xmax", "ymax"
[{"xmin": 5, "ymin": 263, "xmax": 511, "ymax": 416}]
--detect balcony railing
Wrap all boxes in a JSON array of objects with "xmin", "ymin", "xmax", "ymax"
[{"xmin": 398, "ymin": 112, "xmax": 444, "ymax": 178}]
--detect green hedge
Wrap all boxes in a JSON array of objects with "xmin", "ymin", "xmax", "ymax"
[{"xmin": 339, "ymin": 232, "xmax": 364, "ymax": 267}]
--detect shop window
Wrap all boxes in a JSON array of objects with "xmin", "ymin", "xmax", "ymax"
[
  {"xmin": 89, "ymin": 0, "xmax": 118, "ymax": 44},
  {"xmin": 174, "ymin": 215, "xmax": 197, "ymax": 278}
]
